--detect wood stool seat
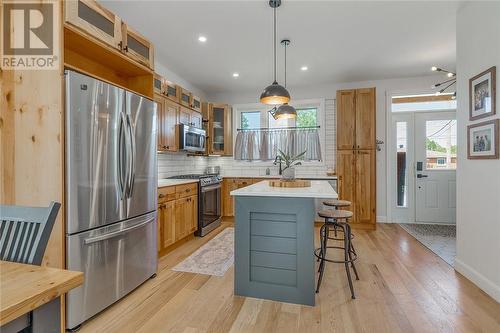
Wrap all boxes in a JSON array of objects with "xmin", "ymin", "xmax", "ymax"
[
  {"xmin": 318, "ymin": 209, "xmax": 353, "ymax": 219},
  {"xmin": 323, "ymin": 199, "xmax": 351, "ymax": 207}
]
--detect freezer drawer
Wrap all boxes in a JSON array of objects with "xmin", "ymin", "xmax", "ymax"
[{"xmin": 65, "ymin": 212, "xmax": 157, "ymax": 330}]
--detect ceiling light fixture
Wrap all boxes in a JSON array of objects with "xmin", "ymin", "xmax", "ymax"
[
  {"xmin": 259, "ymin": 0, "xmax": 290, "ymax": 105},
  {"xmin": 233, "ymin": 73, "xmax": 239, "ymax": 78},
  {"xmin": 431, "ymin": 65, "xmax": 456, "ymax": 97},
  {"xmin": 301, "ymin": 66, "xmax": 308, "ymax": 71},
  {"xmin": 198, "ymin": 36, "xmax": 207, "ymax": 43},
  {"xmin": 272, "ymin": 39, "xmax": 296, "ymax": 120}
]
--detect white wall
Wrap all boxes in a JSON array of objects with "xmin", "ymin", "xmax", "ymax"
[
  {"xmin": 155, "ymin": 61, "xmax": 208, "ymax": 100},
  {"xmin": 454, "ymin": 2, "xmax": 500, "ymax": 302},
  {"xmin": 210, "ymin": 74, "xmax": 443, "ymax": 221}
]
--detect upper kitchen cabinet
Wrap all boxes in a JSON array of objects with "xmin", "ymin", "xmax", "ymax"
[
  {"xmin": 65, "ymin": 0, "xmax": 154, "ymax": 71},
  {"xmin": 121, "ymin": 23, "xmax": 155, "ymax": 70},
  {"xmin": 336, "ymin": 88, "xmax": 376, "ymax": 150},
  {"xmin": 179, "ymin": 88, "xmax": 192, "ymax": 108},
  {"xmin": 153, "ymin": 74, "xmax": 164, "ymax": 95},
  {"xmin": 165, "ymin": 81, "xmax": 180, "ymax": 102},
  {"xmin": 336, "ymin": 89, "xmax": 356, "ymax": 150},
  {"xmin": 191, "ymin": 95, "xmax": 202, "ymax": 113},
  {"xmin": 155, "ymin": 94, "xmax": 178, "ymax": 152},
  {"xmin": 179, "ymin": 106, "xmax": 203, "ymax": 128},
  {"xmin": 208, "ymin": 103, "xmax": 233, "ymax": 156},
  {"xmin": 355, "ymin": 88, "xmax": 376, "ymax": 149},
  {"xmin": 65, "ymin": 0, "xmax": 122, "ymax": 50}
]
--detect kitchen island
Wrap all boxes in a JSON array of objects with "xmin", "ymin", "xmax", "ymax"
[{"xmin": 231, "ymin": 180, "xmax": 337, "ymax": 306}]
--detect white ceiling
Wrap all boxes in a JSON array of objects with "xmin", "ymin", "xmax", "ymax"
[{"xmin": 103, "ymin": 1, "xmax": 458, "ymax": 96}]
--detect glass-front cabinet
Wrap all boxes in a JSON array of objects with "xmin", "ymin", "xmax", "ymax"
[{"xmin": 208, "ymin": 103, "xmax": 232, "ymax": 156}]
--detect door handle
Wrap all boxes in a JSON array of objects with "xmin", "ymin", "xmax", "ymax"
[
  {"xmin": 126, "ymin": 114, "xmax": 136, "ymax": 198},
  {"xmin": 84, "ymin": 213, "xmax": 156, "ymax": 245},
  {"xmin": 417, "ymin": 174, "xmax": 428, "ymax": 178}
]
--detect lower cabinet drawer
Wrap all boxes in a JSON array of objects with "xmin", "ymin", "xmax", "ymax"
[
  {"xmin": 158, "ymin": 186, "xmax": 175, "ymax": 203},
  {"xmin": 175, "ymin": 183, "xmax": 198, "ymax": 199}
]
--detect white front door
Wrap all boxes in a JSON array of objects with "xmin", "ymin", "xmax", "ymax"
[{"xmin": 414, "ymin": 112, "xmax": 457, "ymax": 224}]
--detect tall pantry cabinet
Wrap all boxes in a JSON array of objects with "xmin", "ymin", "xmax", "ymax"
[{"xmin": 336, "ymin": 88, "xmax": 376, "ymax": 229}]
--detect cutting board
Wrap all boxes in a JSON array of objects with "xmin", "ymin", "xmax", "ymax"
[{"xmin": 268, "ymin": 179, "xmax": 311, "ymax": 188}]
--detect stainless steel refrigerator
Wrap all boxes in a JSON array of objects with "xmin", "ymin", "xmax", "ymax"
[{"xmin": 65, "ymin": 70, "xmax": 157, "ymax": 330}]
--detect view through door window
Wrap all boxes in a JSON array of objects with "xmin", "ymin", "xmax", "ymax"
[{"xmin": 426, "ymin": 119, "xmax": 457, "ymax": 169}]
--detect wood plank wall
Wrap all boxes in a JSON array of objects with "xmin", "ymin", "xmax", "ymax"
[{"xmin": 0, "ymin": 0, "xmax": 64, "ymax": 269}]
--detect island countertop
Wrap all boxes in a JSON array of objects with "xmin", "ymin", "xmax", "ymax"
[{"xmin": 230, "ymin": 180, "xmax": 338, "ymax": 199}]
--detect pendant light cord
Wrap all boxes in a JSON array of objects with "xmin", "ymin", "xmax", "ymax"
[
  {"xmin": 273, "ymin": 6, "xmax": 277, "ymax": 83},
  {"xmin": 284, "ymin": 41, "xmax": 287, "ymax": 87}
]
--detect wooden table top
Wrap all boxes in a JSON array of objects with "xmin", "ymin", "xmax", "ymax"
[{"xmin": 0, "ymin": 260, "xmax": 83, "ymax": 326}]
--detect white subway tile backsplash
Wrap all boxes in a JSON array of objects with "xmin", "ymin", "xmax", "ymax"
[{"xmin": 157, "ymin": 98, "xmax": 337, "ymax": 179}]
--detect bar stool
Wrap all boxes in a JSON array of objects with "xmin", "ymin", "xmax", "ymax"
[
  {"xmin": 322, "ymin": 199, "xmax": 356, "ymax": 254},
  {"xmin": 314, "ymin": 209, "xmax": 359, "ymax": 299}
]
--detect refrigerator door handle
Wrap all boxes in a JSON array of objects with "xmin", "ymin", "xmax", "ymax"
[
  {"xmin": 118, "ymin": 112, "xmax": 127, "ymax": 199},
  {"xmin": 126, "ymin": 114, "xmax": 136, "ymax": 198},
  {"xmin": 83, "ymin": 213, "xmax": 156, "ymax": 245}
]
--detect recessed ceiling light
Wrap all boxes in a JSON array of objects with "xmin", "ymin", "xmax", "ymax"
[
  {"xmin": 233, "ymin": 73, "xmax": 239, "ymax": 78},
  {"xmin": 301, "ymin": 66, "xmax": 308, "ymax": 71},
  {"xmin": 198, "ymin": 36, "xmax": 207, "ymax": 43}
]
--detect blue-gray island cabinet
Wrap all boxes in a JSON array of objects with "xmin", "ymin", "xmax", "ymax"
[{"xmin": 231, "ymin": 180, "xmax": 338, "ymax": 306}]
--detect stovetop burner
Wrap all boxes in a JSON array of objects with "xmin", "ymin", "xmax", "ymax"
[{"xmin": 169, "ymin": 174, "xmax": 221, "ymax": 186}]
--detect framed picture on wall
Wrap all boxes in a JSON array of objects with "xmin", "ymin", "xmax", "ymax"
[
  {"xmin": 469, "ymin": 66, "xmax": 496, "ymax": 120},
  {"xmin": 467, "ymin": 119, "xmax": 499, "ymax": 159}
]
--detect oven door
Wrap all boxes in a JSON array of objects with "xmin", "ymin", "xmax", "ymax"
[{"xmin": 200, "ymin": 183, "xmax": 221, "ymax": 228}]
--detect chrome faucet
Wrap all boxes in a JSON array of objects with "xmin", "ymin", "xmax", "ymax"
[{"xmin": 273, "ymin": 156, "xmax": 283, "ymax": 175}]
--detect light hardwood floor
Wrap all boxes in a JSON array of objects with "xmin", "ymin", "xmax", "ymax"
[{"xmin": 80, "ymin": 222, "xmax": 500, "ymax": 333}]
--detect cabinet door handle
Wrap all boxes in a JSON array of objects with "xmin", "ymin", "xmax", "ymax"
[
  {"xmin": 118, "ymin": 41, "xmax": 123, "ymax": 50},
  {"xmin": 124, "ymin": 45, "xmax": 129, "ymax": 52}
]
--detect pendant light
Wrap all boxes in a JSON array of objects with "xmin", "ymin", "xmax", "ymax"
[
  {"xmin": 259, "ymin": 0, "xmax": 290, "ymax": 105},
  {"xmin": 273, "ymin": 39, "xmax": 297, "ymax": 119}
]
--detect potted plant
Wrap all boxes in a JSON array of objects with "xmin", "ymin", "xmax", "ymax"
[{"xmin": 277, "ymin": 149, "xmax": 306, "ymax": 181}]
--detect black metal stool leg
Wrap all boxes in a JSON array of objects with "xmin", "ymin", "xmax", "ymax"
[
  {"xmin": 317, "ymin": 225, "xmax": 326, "ymax": 271},
  {"xmin": 316, "ymin": 224, "xmax": 328, "ymax": 293},
  {"xmin": 343, "ymin": 223, "xmax": 356, "ymax": 299},
  {"xmin": 345, "ymin": 223, "xmax": 359, "ymax": 281}
]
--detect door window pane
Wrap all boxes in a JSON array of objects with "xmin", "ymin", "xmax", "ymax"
[
  {"xmin": 396, "ymin": 122, "xmax": 408, "ymax": 207},
  {"xmin": 241, "ymin": 111, "xmax": 260, "ymax": 129},
  {"xmin": 426, "ymin": 120, "xmax": 457, "ymax": 169}
]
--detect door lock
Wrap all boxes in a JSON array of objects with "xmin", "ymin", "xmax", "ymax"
[{"xmin": 417, "ymin": 174, "xmax": 428, "ymax": 178}]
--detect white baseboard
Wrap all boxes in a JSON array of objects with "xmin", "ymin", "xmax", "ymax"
[
  {"xmin": 376, "ymin": 216, "xmax": 387, "ymax": 223},
  {"xmin": 454, "ymin": 258, "xmax": 500, "ymax": 303}
]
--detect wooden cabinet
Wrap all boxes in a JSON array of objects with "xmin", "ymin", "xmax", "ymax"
[
  {"xmin": 336, "ymin": 88, "xmax": 376, "ymax": 229},
  {"xmin": 355, "ymin": 150, "xmax": 376, "ymax": 225},
  {"xmin": 190, "ymin": 111, "xmax": 203, "ymax": 128},
  {"xmin": 165, "ymin": 81, "xmax": 180, "ymax": 102},
  {"xmin": 191, "ymin": 95, "xmax": 202, "ymax": 113},
  {"xmin": 65, "ymin": 0, "xmax": 122, "ymax": 50},
  {"xmin": 355, "ymin": 88, "xmax": 376, "ymax": 149},
  {"xmin": 157, "ymin": 185, "xmax": 198, "ymax": 256},
  {"xmin": 121, "ymin": 23, "xmax": 154, "ymax": 69},
  {"xmin": 158, "ymin": 200, "xmax": 175, "ymax": 249},
  {"xmin": 179, "ymin": 106, "xmax": 203, "ymax": 128},
  {"xmin": 179, "ymin": 88, "xmax": 191, "ymax": 108},
  {"xmin": 222, "ymin": 178, "xmax": 254, "ymax": 217},
  {"xmin": 153, "ymin": 75, "xmax": 164, "ymax": 95},
  {"xmin": 175, "ymin": 195, "xmax": 198, "ymax": 240},
  {"xmin": 336, "ymin": 90, "xmax": 356, "ymax": 150},
  {"xmin": 336, "ymin": 150, "xmax": 356, "ymax": 214},
  {"xmin": 155, "ymin": 95, "xmax": 178, "ymax": 152},
  {"xmin": 208, "ymin": 103, "xmax": 233, "ymax": 156},
  {"xmin": 65, "ymin": 0, "xmax": 154, "ymax": 70}
]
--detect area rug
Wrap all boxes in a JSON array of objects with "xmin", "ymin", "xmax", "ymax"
[
  {"xmin": 172, "ymin": 227, "xmax": 234, "ymax": 276},
  {"xmin": 399, "ymin": 223, "xmax": 456, "ymax": 266}
]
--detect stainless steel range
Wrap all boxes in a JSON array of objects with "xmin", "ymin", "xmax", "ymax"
[{"xmin": 169, "ymin": 174, "xmax": 222, "ymax": 236}]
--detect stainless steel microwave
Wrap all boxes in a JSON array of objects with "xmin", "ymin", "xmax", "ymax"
[{"xmin": 178, "ymin": 124, "xmax": 206, "ymax": 152}]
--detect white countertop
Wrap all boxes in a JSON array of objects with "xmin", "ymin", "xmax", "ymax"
[
  {"xmin": 222, "ymin": 175, "xmax": 337, "ymax": 180},
  {"xmin": 158, "ymin": 179, "xmax": 199, "ymax": 187},
  {"xmin": 230, "ymin": 180, "xmax": 338, "ymax": 199}
]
